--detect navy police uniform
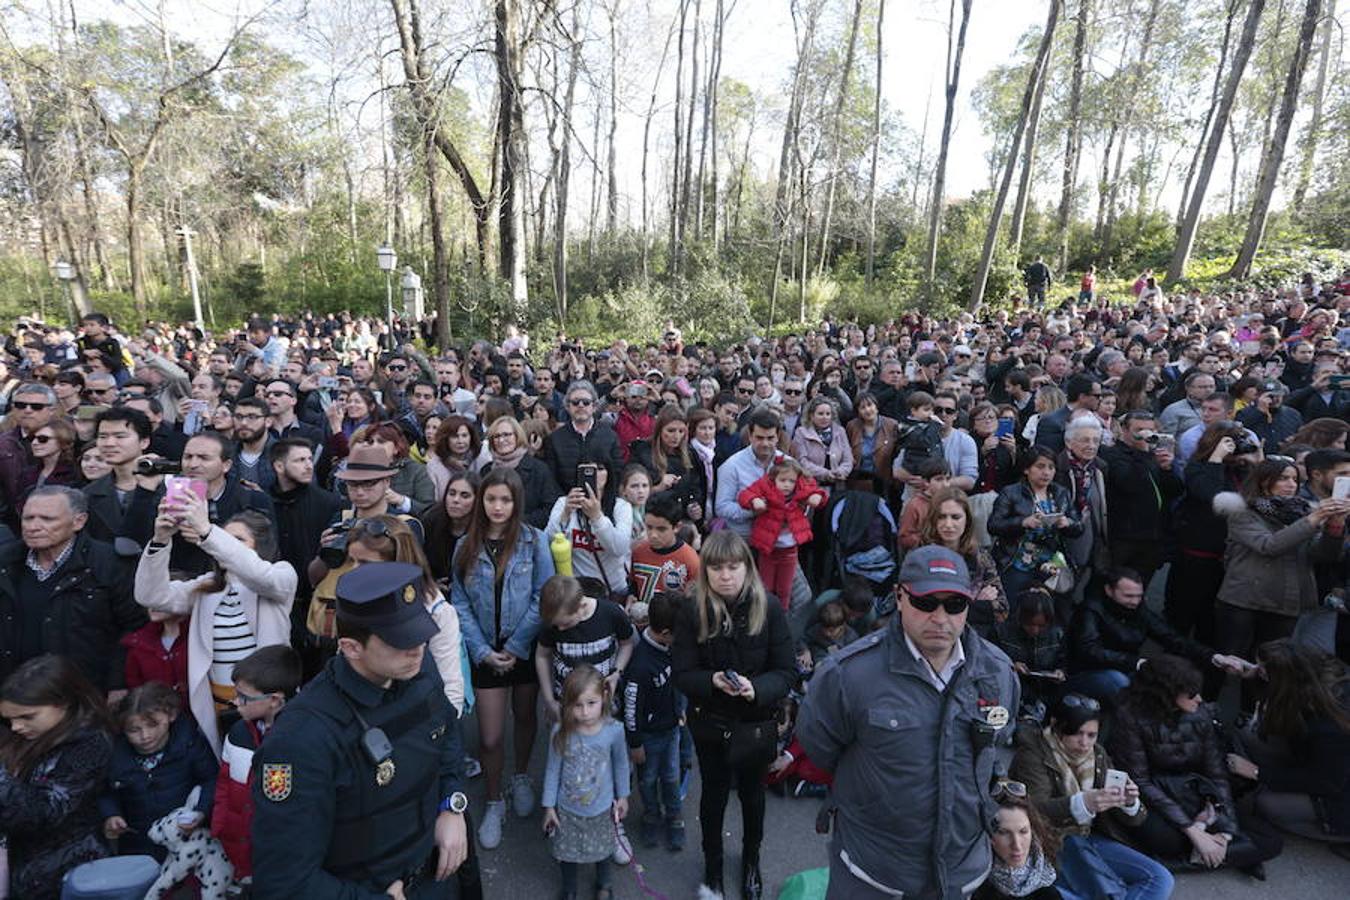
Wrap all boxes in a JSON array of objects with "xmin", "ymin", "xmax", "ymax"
[{"xmin": 251, "ymin": 562, "xmax": 466, "ymax": 899}]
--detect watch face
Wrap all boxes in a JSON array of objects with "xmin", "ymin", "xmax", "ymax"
[{"xmin": 449, "ymin": 792, "xmax": 468, "ymax": 813}]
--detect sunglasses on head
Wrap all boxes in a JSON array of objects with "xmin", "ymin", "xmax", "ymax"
[
  {"xmin": 354, "ymin": 518, "xmax": 392, "ymax": 537},
  {"xmin": 990, "ymin": 780, "xmax": 1028, "ymax": 801},
  {"xmin": 905, "ymin": 592, "xmax": 970, "ymax": 615},
  {"xmin": 1060, "ymin": 693, "xmax": 1101, "ymax": 712}
]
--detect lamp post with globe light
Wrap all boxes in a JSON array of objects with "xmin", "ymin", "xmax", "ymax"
[
  {"xmin": 377, "ymin": 244, "xmax": 397, "ymax": 350},
  {"xmin": 53, "ymin": 260, "xmax": 77, "ymax": 325}
]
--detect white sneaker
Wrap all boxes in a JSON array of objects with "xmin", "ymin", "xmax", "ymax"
[
  {"xmin": 612, "ymin": 820, "xmax": 632, "ymax": 865},
  {"xmin": 509, "ymin": 773, "xmax": 536, "ymax": 818},
  {"xmin": 477, "ymin": 799, "xmax": 506, "ymax": 849}
]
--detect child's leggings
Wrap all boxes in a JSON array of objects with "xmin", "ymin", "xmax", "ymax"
[
  {"xmin": 560, "ymin": 859, "xmax": 612, "ymax": 893},
  {"xmin": 756, "ymin": 545, "xmax": 798, "ymax": 608}
]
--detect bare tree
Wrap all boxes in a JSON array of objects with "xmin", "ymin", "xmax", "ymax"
[
  {"xmin": 1055, "ymin": 0, "xmax": 1090, "ymax": 271},
  {"xmin": 1230, "ymin": 0, "xmax": 1322, "ymax": 278},
  {"xmin": 969, "ymin": 0, "xmax": 1060, "ymax": 312},
  {"xmin": 1008, "ymin": 24, "xmax": 1051, "ymax": 255},
  {"xmin": 1291, "ymin": 0, "xmax": 1335, "ymax": 207},
  {"xmin": 865, "ymin": 0, "xmax": 887, "ymax": 286},
  {"xmin": 495, "ymin": 0, "xmax": 530, "ymax": 320},
  {"xmin": 553, "ymin": 2, "xmax": 583, "ymax": 325},
  {"xmin": 1176, "ymin": 0, "xmax": 1242, "ymax": 232},
  {"xmin": 1168, "ymin": 0, "xmax": 1266, "ymax": 284},
  {"xmin": 815, "ymin": 0, "xmax": 864, "ymax": 276},
  {"xmin": 923, "ymin": 0, "xmax": 973, "ymax": 300}
]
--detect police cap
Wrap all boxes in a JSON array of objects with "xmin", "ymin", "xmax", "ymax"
[{"xmin": 335, "ymin": 561, "xmax": 438, "ymax": 649}]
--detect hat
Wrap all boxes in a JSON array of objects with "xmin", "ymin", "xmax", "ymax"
[
  {"xmin": 336, "ymin": 443, "xmax": 398, "ymax": 481},
  {"xmin": 1258, "ymin": 380, "xmax": 1288, "ymax": 396},
  {"xmin": 898, "ymin": 546, "xmax": 973, "ymax": 599},
  {"xmin": 953, "ymin": 345, "xmax": 973, "ymax": 357},
  {"xmin": 336, "ymin": 561, "xmax": 437, "ymax": 649}
]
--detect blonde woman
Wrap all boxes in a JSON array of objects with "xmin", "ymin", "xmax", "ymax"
[{"xmin": 671, "ymin": 531, "xmax": 795, "ymax": 900}]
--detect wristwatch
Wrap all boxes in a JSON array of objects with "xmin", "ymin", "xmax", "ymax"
[{"xmin": 439, "ymin": 791, "xmax": 469, "ymax": 815}]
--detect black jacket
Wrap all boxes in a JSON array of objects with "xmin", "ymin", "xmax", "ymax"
[
  {"xmin": 271, "ymin": 482, "xmax": 344, "ymax": 595},
  {"xmin": 1067, "ymin": 595, "xmax": 1212, "ymax": 674},
  {"xmin": 631, "ymin": 439, "xmax": 708, "ymax": 513},
  {"xmin": 1175, "ymin": 459, "xmax": 1244, "ymax": 555},
  {"xmin": 619, "ymin": 630, "xmax": 685, "ymax": 747},
  {"xmin": 482, "ymin": 454, "xmax": 561, "ymax": 531},
  {"xmin": 543, "ymin": 420, "xmax": 624, "ymax": 508},
  {"xmin": 1236, "ymin": 404, "xmax": 1304, "ymax": 454},
  {"xmin": 0, "ymin": 532, "xmax": 145, "ymax": 689},
  {"xmin": 98, "ymin": 715, "xmax": 218, "ymax": 859},
  {"xmin": 81, "ymin": 475, "xmax": 160, "ymax": 546},
  {"xmin": 1253, "ymin": 709, "xmax": 1350, "ymax": 835},
  {"xmin": 988, "ymin": 481, "xmax": 1084, "ymax": 567},
  {"xmin": 1286, "ymin": 385, "xmax": 1350, "ymax": 421},
  {"xmin": 1100, "ymin": 443, "xmax": 1183, "ymax": 544},
  {"xmin": 672, "ymin": 592, "xmax": 795, "ymax": 726}
]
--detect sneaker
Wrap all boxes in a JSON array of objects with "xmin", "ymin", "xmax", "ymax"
[
  {"xmin": 612, "ymin": 820, "xmax": 632, "ymax": 865},
  {"xmin": 665, "ymin": 817, "xmax": 686, "ymax": 852},
  {"xmin": 477, "ymin": 799, "xmax": 505, "ymax": 849},
  {"xmin": 463, "ymin": 756, "xmax": 482, "ymax": 778},
  {"xmin": 639, "ymin": 814, "xmax": 661, "ymax": 848},
  {"xmin": 793, "ymin": 780, "xmax": 828, "ymax": 799},
  {"xmin": 509, "ymin": 773, "xmax": 536, "ymax": 818}
]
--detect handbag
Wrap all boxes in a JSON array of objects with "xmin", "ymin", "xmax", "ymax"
[{"xmin": 688, "ymin": 706, "xmax": 777, "ymax": 769}]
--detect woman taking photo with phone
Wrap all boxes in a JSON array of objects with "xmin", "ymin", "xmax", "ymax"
[{"xmin": 672, "ymin": 531, "xmax": 795, "ymax": 900}]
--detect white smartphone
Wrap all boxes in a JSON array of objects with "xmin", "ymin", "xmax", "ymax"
[
  {"xmin": 1104, "ymin": 769, "xmax": 1128, "ymax": 791},
  {"xmin": 1334, "ymin": 476, "xmax": 1350, "ymax": 500}
]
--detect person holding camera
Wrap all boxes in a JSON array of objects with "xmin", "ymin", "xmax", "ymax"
[
  {"xmin": 1100, "ymin": 411, "xmax": 1183, "ymax": 586},
  {"xmin": 81, "ymin": 407, "xmax": 163, "ymax": 544}
]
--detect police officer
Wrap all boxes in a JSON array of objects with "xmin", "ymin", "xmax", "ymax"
[
  {"xmin": 796, "ymin": 546, "xmax": 1020, "ymax": 900},
  {"xmin": 251, "ymin": 561, "xmax": 469, "ymax": 899}
]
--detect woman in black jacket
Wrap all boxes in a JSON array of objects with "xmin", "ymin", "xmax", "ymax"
[
  {"xmin": 480, "ymin": 416, "xmax": 561, "ymax": 530},
  {"xmin": 672, "ymin": 531, "xmax": 795, "ymax": 900},
  {"xmin": 1108, "ymin": 654, "xmax": 1283, "ymax": 877},
  {"xmin": 1167, "ymin": 422, "xmax": 1258, "ymax": 665},
  {"xmin": 988, "ymin": 447, "xmax": 1083, "ymax": 614},
  {"xmin": 0, "ymin": 656, "xmax": 114, "ymax": 900},
  {"xmin": 1226, "ymin": 639, "xmax": 1350, "ymax": 858},
  {"xmin": 631, "ymin": 404, "xmax": 707, "ymax": 523}
]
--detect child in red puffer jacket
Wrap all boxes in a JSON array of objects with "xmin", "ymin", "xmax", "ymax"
[
  {"xmin": 738, "ymin": 459, "xmax": 825, "ymax": 607},
  {"xmin": 121, "ymin": 610, "xmax": 189, "ymax": 708},
  {"xmin": 211, "ymin": 645, "xmax": 302, "ymax": 882}
]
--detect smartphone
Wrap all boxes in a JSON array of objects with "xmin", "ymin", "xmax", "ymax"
[
  {"xmin": 1334, "ymin": 476, "xmax": 1350, "ymax": 501},
  {"xmin": 1329, "ymin": 374, "xmax": 1350, "ymax": 391},
  {"xmin": 996, "ymin": 418, "xmax": 1015, "ymax": 439},
  {"xmin": 164, "ymin": 475, "xmax": 208, "ymax": 508},
  {"xmin": 318, "ymin": 376, "xmax": 339, "ymax": 390},
  {"xmin": 1240, "ymin": 340, "xmax": 1261, "ymax": 356},
  {"xmin": 576, "ymin": 463, "xmax": 599, "ymax": 495},
  {"xmin": 1104, "ymin": 769, "xmax": 1128, "ymax": 792},
  {"xmin": 190, "ymin": 399, "xmax": 208, "ymax": 415},
  {"xmin": 723, "ymin": 669, "xmax": 743, "ymax": 691}
]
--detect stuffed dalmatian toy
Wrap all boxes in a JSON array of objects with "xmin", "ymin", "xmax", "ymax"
[{"xmin": 145, "ymin": 786, "xmax": 234, "ymax": 900}]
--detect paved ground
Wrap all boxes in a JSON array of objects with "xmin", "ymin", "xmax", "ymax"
[{"xmin": 461, "ymin": 720, "xmax": 1349, "ymax": 899}]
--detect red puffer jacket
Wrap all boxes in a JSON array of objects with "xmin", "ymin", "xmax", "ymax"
[
  {"xmin": 121, "ymin": 619, "xmax": 190, "ymax": 707},
  {"xmin": 211, "ymin": 717, "xmax": 264, "ymax": 877},
  {"xmin": 737, "ymin": 472, "xmax": 825, "ymax": 555}
]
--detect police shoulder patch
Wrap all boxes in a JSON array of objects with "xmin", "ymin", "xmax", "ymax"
[{"xmin": 262, "ymin": 763, "xmax": 292, "ymax": 801}]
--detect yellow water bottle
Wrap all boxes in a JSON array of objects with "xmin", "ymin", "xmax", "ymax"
[{"xmin": 550, "ymin": 531, "xmax": 573, "ymax": 576}]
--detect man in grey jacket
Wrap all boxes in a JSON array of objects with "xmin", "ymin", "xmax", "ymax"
[{"xmin": 797, "ymin": 546, "xmax": 1020, "ymax": 899}]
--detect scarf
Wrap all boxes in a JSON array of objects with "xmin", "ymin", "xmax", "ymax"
[
  {"xmin": 490, "ymin": 442, "xmax": 528, "ymax": 470},
  {"xmin": 1067, "ymin": 455, "xmax": 1092, "ymax": 518},
  {"xmin": 988, "ymin": 843, "xmax": 1058, "ymax": 898},
  {"xmin": 1041, "ymin": 725, "xmax": 1096, "ymax": 798},
  {"xmin": 1250, "ymin": 494, "xmax": 1310, "ymax": 527}
]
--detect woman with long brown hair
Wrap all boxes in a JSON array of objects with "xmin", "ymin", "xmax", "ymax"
[
  {"xmin": 632, "ymin": 404, "xmax": 706, "ymax": 522},
  {"xmin": 426, "ymin": 413, "xmax": 481, "ymax": 500},
  {"xmin": 0, "ymin": 655, "xmax": 114, "ymax": 899},
  {"xmin": 919, "ymin": 487, "xmax": 1007, "ymax": 635},
  {"xmin": 450, "ymin": 467, "xmax": 554, "ymax": 850}
]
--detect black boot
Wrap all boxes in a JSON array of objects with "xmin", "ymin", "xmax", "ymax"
[
  {"xmin": 700, "ymin": 853, "xmax": 724, "ymax": 898},
  {"xmin": 741, "ymin": 853, "xmax": 763, "ymax": 900}
]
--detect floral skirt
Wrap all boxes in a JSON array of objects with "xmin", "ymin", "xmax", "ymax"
[{"xmin": 549, "ymin": 807, "xmax": 615, "ymax": 864}]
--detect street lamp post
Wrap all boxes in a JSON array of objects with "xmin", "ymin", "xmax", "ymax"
[
  {"xmin": 53, "ymin": 260, "xmax": 77, "ymax": 325},
  {"xmin": 377, "ymin": 244, "xmax": 397, "ymax": 350},
  {"xmin": 400, "ymin": 266, "xmax": 423, "ymax": 321}
]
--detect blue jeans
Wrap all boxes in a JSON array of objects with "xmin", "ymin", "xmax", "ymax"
[
  {"xmin": 1063, "ymin": 668, "xmax": 1131, "ymax": 702},
  {"xmin": 637, "ymin": 727, "xmax": 682, "ymax": 821},
  {"xmin": 1057, "ymin": 834, "xmax": 1174, "ymax": 900}
]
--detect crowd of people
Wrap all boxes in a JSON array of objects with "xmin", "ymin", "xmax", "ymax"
[{"xmin": 2, "ymin": 267, "xmax": 1350, "ymax": 899}]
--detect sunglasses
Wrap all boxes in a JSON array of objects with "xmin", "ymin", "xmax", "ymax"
[
  {"xmin": 354, "ymin": 518, "xmax": 392, "ymax": 537},
  {"xmin": 783, "ymin": 388, "xmax": 804, "ymax": 395},
  {"xmin": 991, "ymin": 780, "xmax": 1028, "ymax": 801},
  {"xmin": 265, "ymin": 390, "xmax": 294, "ymax": 398},
  {"xmin": 906, "ymin": 593, "xmax": 970, "ymax": 615},
  {"xmin": 31, "ymin": 434, "xmax": 56, "ymax": 444},
  {"xmin": 1060, "ymin": 693, "xmax": 1101, "ymax": 712},
  {"xmin": 567, "ymin": 397, "xmax": 594, "ymax": 406},
  {"xmin": 12, "ymin": 401, "xmax": 50, "ymax": 411},
  {"xmin": 386, "ymin": 364, "xmax": 408, "ymax": 372},
  {"xmin": 935, "ymin": 407, "xmax": 957, "ymax": 415}
]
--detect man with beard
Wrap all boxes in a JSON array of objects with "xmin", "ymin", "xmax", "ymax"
[{"xmin": 232, "ymin": 397, "xmax": 276, "ymax": 492}]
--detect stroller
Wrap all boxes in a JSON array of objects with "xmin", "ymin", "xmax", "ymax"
[{"xmin": 821, "ymin": 490, "xmax": 898, "ymax": 617}]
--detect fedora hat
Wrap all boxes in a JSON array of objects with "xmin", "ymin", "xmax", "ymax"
[{"xmin": 336, "ymin": 443, "xmax": 398, "ymax": 481}]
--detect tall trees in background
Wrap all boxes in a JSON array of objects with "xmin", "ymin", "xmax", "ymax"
[{"xmin": 924, "ymin": 0, "xmax": 972, "ymax": 301}]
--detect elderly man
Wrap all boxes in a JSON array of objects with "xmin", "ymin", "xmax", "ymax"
[
  {"xmin": 796, "ymin": 546, "xmax": 1019, "ymax": 899},
  {"xmin": 0, "ymin": 485, "xmax": 144, "ymax": 693},
  {"xmin": 0, "ymin": 382, "xmax": 57, "ymax": 529},
  {"xmin": 1157, "ymin": 370, "xmax": 1216, "ymax": 436}
]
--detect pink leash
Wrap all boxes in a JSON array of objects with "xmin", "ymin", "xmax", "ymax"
[{"xmin": 614, "ymin": 816, "xmax": 673, "ymax": 900}]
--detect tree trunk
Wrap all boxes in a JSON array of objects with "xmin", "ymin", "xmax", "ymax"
[
  {"xmin": 1167, "ymin": 0, "xmax": 1266, "ymax": 284},
  {"xmin": 1009, "ymin": 32, "xmax": 1050, "ymax": 255},
  {"xmin": 606, "ymin": 0, "xmax": 620, "ymax": 234},
  {"xmin": 1230, "ymin": 0, "xmax": 1321, "ymax": 278},
  {"xmin": 424, "ymin": 126, "xmax": 451, "ymax": 347},
  {"xmin": 969, "ymin": 0, "xmax": 1060, "ymax": 312},
  {"xmin": 816, "ymin": 0, "xmax": 864, "ymax": 277},
  {"xmin": 641, "ymin": 15, "xmax": 679, "ymax": 280},
  {"xmin": 774, "ymin": 0, "xmax": 822, "ymax": 233},
  {"xmin": 923, "ymin": 0, "xmax": 973, "ymax": 299},
  {"xmin": 1228, "ymin": 118, "xmax": 1243, "ymax": 216},
  {"xmin": 670, "ymin": 0, "xmax": 688, "ymax": 273},
  {"xmin": 1176, "ymin": 0, "xmax": 1240, "ymax": 232},
  {"xmin": 1291, "ymin": 0, "xmax": 1334, "ymax": 207},
  {"xmin": 1055, "ymin": 0, "xmax": 1090, "ymax": 271},
  {"xmin": 865, "ymin": 0, "xmax": 887, "ymax": 287},
  {"xmin": 554, "ymin": 3, "xmax": 583, "ymax": 327},
  {"xmin": 495, "ymin": 0, "xmax": 529, "ymax": 320},
  {"xmin": 678, "ymin": 0, "xmax": 701, "ymax": 268},
  {"xmin": 1102, "ymin": 0, "xmax": 1160, "ymax": 255}
]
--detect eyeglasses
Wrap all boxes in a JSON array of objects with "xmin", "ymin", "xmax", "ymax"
[
  {"xmin": 567, "ymin": 397, "xmax": 594, "ymax": 407},
  {"xmin": 12, "ymin": 401, "xmax": 50, "ymax": 411},
  {"xmin": 906, "ymin": 593, "xmax": 970, "ymax": 615},
  {"xmin": 233, "ymin": 689, "xmax": 276, "ymax": 706},
  {"xmin": 265, "ymin": 390, "xmax": 294, "ymax": 398},
  {"xmin": 490, "ymin": 432, "xmax": 515, "ymax": 442},
  {"xmin": 1060, "ymin": 693, "xmax": 1101, "ymax": 712},
  {"xmin": 89, "ymin": 386, "xmax": 116, "ymax": 395},
  {"xmin": 991, "ymin": 780, "xmax": 1028, "ymax": 801}
]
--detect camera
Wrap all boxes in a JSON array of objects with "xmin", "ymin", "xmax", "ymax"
[
  {"xmin": 135, "ymin": 458, "xmax": 181, "ymax": 476},
  {"xmin": 1139, "ymin": 431, "xmax": 1161, "ymax": 448},
  {"xmin": 319, "ymin": 519, "xmax": 357, "ymax": 569},
  {"xmin": 1232, "ymin": 439, "xmax": 1260, "ymax": 456}
]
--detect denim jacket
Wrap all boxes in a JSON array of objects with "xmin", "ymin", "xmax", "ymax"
[{"xmin": 450, "ymin": 525, "xmax": 554, "ymax": 665}]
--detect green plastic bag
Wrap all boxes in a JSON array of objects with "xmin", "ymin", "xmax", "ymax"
[{"xmin": 777, "ymin": 867, "xmax": 829, "ymax": 900}]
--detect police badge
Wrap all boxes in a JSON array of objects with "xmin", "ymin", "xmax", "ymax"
[{"xmin": 375, "ymin": 758, "xmax": 396, "ymax": 786}]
